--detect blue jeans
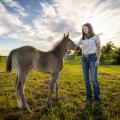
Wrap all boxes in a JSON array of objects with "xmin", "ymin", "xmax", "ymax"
[{"xmin": 82, "ymin": 53, "xmax": 101, "ymax": 101}]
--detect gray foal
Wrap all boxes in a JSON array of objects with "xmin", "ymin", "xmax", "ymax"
[{"xmin": 6, "ymin": 33, "xmax": 79, "ymax": 111}]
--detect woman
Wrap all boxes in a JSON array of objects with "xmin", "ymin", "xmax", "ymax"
[{"xmin": 77, "ymin": 23, "xmax": 101, "ymax": 103}]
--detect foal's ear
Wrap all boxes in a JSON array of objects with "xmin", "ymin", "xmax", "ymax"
[
  {"xmin": 64, "ymin": 33, "xmax": 66, "ymax": 38},
  {"xmin": 66, "ymin": 32, "xmax": 69, "ymax": 38}
]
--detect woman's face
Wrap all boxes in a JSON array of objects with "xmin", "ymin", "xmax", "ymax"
[{"xmin": 82, "ymin": 26, "xmax": 89, "ymax": 34}]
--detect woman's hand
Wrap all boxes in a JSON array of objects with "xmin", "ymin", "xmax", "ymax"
[
  {"xmin": 95, "ymin": 60, "xmax": 100, "ymax": 67},
  {"xmin": 76, "ymin": 46, "xmax": 81, "ymax": 51}
]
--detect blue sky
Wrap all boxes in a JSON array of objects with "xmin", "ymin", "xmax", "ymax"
[{"xmin": 0, "ymin": 0, "xmax": 120, "ymax": 55}]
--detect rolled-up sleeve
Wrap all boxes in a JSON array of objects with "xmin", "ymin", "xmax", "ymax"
[
  {"xmin": 95, "ymin": 35, "xmax": 100, "ymax": 44},
  {"xmin": 77, "ymin": 37, "xmax": 82, "ymax": 46}
]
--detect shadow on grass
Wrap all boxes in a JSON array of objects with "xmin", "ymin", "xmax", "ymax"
[
  {"xmin": 80, "ymin": 102, "xmax": 105, "ymax": 120},
  {"xmin": 0, "ymin": 107, "xmax": 23, "ymax": 120},
  {"xmin": 31, "ymin": 97, "xmax": 62, "ymax": 120}
]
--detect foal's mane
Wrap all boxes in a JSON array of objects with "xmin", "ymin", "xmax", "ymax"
[{"xmin": 50, "ymin": 38, "xmax": 65, "ymax": 52}]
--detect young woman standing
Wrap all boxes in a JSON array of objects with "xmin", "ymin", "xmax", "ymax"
[{"xmin": 77, "ymin": 23, "xmax": 101, "ymax": 103}]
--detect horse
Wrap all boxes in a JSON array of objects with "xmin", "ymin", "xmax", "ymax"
[{"xmin": 6, "ymin": 33, "xmax": 79, "ymax": 111}]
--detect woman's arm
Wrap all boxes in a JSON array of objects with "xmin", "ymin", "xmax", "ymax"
[
  {"xmin": 95, "ymin": 35, "xmax": 101, "ymax": 66},
  {"xmin": 96, "ymin": 42, "xmax": 101, "ymax": 62}
]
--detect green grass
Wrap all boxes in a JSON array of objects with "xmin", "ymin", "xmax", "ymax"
[{"xmin": 0, "ymin": 56, "xmax": 120, "ymax": 120}]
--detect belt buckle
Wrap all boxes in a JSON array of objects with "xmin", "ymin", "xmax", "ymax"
[{"xmin": 84, "ymin": 54, "xmax": 89, "ymax": 58}]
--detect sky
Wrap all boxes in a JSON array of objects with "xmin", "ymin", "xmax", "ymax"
[{"xmin": 0, "ymin": 0, "xmax": 120, "ymax": 56}]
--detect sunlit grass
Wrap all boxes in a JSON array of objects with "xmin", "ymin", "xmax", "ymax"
[{"xmin": 0, "ymin": 56, "xmax": 120, "ymax": 120}]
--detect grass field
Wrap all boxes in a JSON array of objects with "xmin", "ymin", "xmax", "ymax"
[{"xmin": 0, "ymin": 56, "xmax": 120, "ymax": 120}]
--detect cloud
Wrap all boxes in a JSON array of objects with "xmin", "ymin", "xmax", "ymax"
[
  {"xmin": 0, "ymin": 0, "xmax": 120, "ymax": 55},
  {"xmin": 40, "ymin": 2, "xmax": 57, "ymax": 18},
  {"xmin": 34, "ymin": 0, "xmax": 120, "ymax": 45},
  {"xmin": 2, "ymin": 0, "xmax": 28, "ymax": 16},
  {"xmin": 0, "ymin": 2, "xmax": 34, "ymax": 42}
]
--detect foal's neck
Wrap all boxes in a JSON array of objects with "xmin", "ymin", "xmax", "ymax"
[{"xmin": 53, "ymin": 41, "xmax": 67, "ymax": 59}]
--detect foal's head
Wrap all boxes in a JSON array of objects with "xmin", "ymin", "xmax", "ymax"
[{"xmin": 63, "ymin": 33, "xmax": 78, "ymax": 52}]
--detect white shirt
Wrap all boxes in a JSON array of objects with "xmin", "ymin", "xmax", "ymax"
[{"xmin": 77, "ymin": 35, "xmax": 100, "ymax": 55}]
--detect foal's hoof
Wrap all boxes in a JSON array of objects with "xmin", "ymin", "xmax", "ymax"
[
  {"xmin": 27, "ymin": 108, "xmax": 33, "ymax": 113},
  {"xmin": 48, "ymin": 104, "xmax": 52, "ymax": 108},
  {"xmin": 47, "ymin": 102, "xmax": 52, "ymax": 108},
  {"xmin": 22, "ymin": 106, "xmax": 32, "ymax": 113}
]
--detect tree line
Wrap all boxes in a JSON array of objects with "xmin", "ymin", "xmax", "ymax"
[
  {"xmin": 75, "ymin": 41, "xmax": 120, "ymax": 65},
  {"xmin": 0, "ymin": 41, "xmax": 120, "ymax": 65}
]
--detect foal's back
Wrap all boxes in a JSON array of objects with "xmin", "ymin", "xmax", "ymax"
[
  {"xmin": 12, "ymin": 46, "xmax": 60, "ymax": 73},
  {"xmin": 11, "ymin": 46, "xmax": 36, "ymax": 71},
  {"xmin": 13, "ymin": 46, "xmax": 36, "ymax": 63}
]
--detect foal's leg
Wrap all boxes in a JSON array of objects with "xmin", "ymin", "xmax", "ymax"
[
  {"xmin": 15, "ymin": 75, "xmax": 22, "ymax": 108},
  {"xmin": 55, "ymin": 79, "xmax": 59, "ymax": 99},
  {"xmin": 48, "ymin": 72, "xmax": 59, "ymax": 107},
  {"xmin": 16, "ymin": 71, "xmax": 30, "ymax": 111}
]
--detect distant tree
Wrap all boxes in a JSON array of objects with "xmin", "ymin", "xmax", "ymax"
[
  {"xmin": 101, "ymin": 41, "xmax": 115, "ymax": 54},
  {"xmin": 0, "ymin": 55, "xmax": 2, "ymax": 62},
  {"xmin": 0, "ymin": 55, "xmax": 2, "ymax": 72},
  {"xmin": 113, "ymin": 48, "xmax": 120, "ymax": 65},
  {"xmin": 100, "ymin": 41, "xmax": 116, "ymax": 65}
]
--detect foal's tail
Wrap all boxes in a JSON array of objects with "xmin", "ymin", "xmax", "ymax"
[{"xmin": 6, "ymin": 50, "xmax": 14, "ymax": 72}]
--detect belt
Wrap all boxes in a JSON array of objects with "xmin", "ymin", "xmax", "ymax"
[{"xmin": 83, "ymin": 53, "xmax": 96, "ymax": 58}]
